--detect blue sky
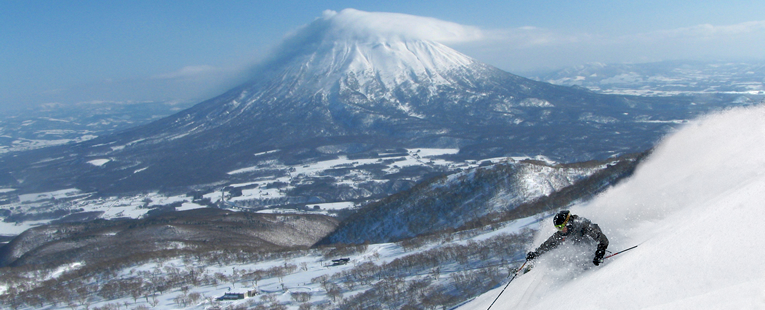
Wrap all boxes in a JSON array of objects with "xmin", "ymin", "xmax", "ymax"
[{"xmin": 2, "ymin": 0, "xmax": 764, "ymax": 111}]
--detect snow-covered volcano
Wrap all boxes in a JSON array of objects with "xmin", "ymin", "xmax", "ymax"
[
  {"xmin": 0, "ymin": 9, "xmax": 738, "ymax": 194},
  {"xmin": 248, "ymin": 9, "xmax": 478, "ymax": 104},
  {"xmin": 158, "ymin": 9, "xmax": 541, "ymax": 142},
  {"xmin": 461, "ymin": 105, "xmax": 765, "ymax": 309}
]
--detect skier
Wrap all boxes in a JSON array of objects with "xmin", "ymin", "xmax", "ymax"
[{"xmin": 526, "ymin": 210, "xmax": 609, "ymax": 266}]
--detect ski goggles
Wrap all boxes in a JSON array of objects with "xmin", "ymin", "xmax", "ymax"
[{"xmin": 554, "ymin": 213, "xmax": 571, "ymax": 231}]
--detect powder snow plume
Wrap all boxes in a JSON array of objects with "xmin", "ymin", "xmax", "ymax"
[{"xmin": 461, "ymin": 105, "xmax": 765, "ymax": 309}]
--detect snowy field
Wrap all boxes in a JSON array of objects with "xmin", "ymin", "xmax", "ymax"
[
  {"xmin": 0, "ymin": 148, "xmax": 512, "ymax": 236},
  {"xmin": 461, "ymin": 105, "xmax": 765, "ymax": 309},
  {"xmin": 0, "ymin": 135, "xmax": 99, "ymax": 154},
  {"xmin": 227, "ymin": 148, "xmax": 464, "ymax": 176}
]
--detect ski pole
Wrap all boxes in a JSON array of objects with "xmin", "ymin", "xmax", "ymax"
[
  {"xmin": 487, "ymin": 260, "xmax": 527, "ymax": 310},
  {"xmin": 603, "ymin": 245, "xmax": 638, "ymax": 259}
]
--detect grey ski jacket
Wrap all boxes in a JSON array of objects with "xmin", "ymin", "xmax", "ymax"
[{"xmin": 533, "ymin": 215, "xmax": 609, "ymax": 256}]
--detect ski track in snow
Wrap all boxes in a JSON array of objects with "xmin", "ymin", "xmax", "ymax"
[{"xmin": 460, "ymin": 105, "xmax": 765, "ymax": 310}]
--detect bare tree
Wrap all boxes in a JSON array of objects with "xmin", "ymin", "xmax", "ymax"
[
  {"xmin": 342, "ymin": 278, "xmax": 356, "ymax": 291},
  {"xmin": 188, "ymin": 292, "xmax": 202, "ymax": 305},
  {"xmin": 283, "ymin": 263, "xmax": 298, "ymax": 274},
  {"xmin": 298, "ymin": 303, "xmax": 313, "ymax": 310},
  {"xmin": 149, "ymin": 294, "xmax": 159, "ymax": 307},
  {"xmin": 430, "ymin": 267, "xmax": 441, "ymax": 281},
  {"xmin": 124, "ymin": 278, "xmax": 144, "ymax": 303},
  {"xmin": 290, "ymin": 292, "xmax": 311, "ymax": 303},
  {"xmin": 186, "ymin": 266, "xmax": 205, "ymax": 286},
  {"xmin": 76, "ymin": 285, "xmax": 94, "ymax": 310},
  {"xmin": 99, "ymin": 280, "xmax": 122, "ymax": 300},
  {"xmin": 311, "ymin": 275, "xmax": 330, "ymax": 291},
  {"xmin": 250, "ymin": 270, "xmax": 264, "ymax": 288},
  {"xmin": 325, "ymin": 283, "xmax": 343, "ymax": 302},
  {"xmin": 214, "ymin": 272, "xmax": 229, "ymax": 288},
  {"xmin": 268, "ymin": 303, "xmax": 287, "ymax": 310},
  {"xmin": 173, "ymin": 294, "xmax": 190, "ymax": 307},
  {"xmin": 268, "ymin": 266, "xmax": 287, "ymax": 283}
]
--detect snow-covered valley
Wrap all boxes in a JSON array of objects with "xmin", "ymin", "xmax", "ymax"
[{"xmin": 0, "ymin": 148, "xmax": 549, "ymax": 238}]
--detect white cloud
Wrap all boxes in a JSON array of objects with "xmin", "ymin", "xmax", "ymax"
[
  {"xmin": 643, "ymin": 20, "xmax": 765, "ymax": 40},
  {"xmin": 454, "ymin": 20, "xmax": 765, "ymax": 72},
  {"xmin": 318, "ymin": 8, "xmax": 484, "ymax": 43},
  {"xmin": 475, "ymin": 20, "xmax": 765, "ymax": 51}
]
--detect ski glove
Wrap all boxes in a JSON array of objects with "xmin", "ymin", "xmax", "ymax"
[
  {"xmin": 593, "ymin": 249, "xmax": 606, "ymax": 266},
  {"xmin": 526, "ymin": 251, "xmax": 538, "ymax": 261}
]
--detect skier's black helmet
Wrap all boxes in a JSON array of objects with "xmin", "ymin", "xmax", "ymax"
[{"xmin": 553, "ymin": 210, "xmax": 571, "ymax": 230}]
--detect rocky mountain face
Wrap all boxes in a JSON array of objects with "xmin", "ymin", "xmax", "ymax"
[{"xmin": 0, "ymin": 11, "xmax": 741, "ymax": 197}]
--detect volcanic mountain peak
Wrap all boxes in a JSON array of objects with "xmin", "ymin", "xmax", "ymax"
[
  {"xmin": 308, "ymin": 39, "xmax": 474, "ymax": 89},
  {"xmin": 185, "ymin": 10, "xmax": 493, "ymax": 128},
  {"xmin": 249, "ymin": 9, "xmax": 481, "ymax": 100}
]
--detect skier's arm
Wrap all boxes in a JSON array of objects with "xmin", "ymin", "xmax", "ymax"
[
  {"xmin": 586, "ymin": 223, "xmax": 609, "ymax": 252},
  {"xmin": 528, "ymin": 232, "xmax": 564, "ymax": 260},
  {"xmin": 586, "ymin": 223, "xmax": 609, "ymax": 265}
]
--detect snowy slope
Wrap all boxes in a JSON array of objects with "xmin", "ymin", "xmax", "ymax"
[{"xmin": 461, "ymin": 105, "xmax": 765, "ymax": 309}]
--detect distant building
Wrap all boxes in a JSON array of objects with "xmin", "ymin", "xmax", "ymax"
[
  {"xmin": 330, "ymin": 258, "xmax": 350, "ymax": 266},
  {"xmin": 216, "ymin": 293, "xmax": 245, "ymax": 301}
]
